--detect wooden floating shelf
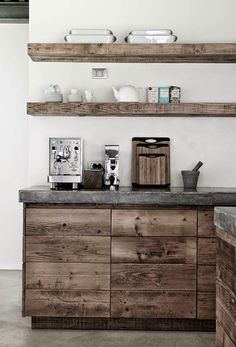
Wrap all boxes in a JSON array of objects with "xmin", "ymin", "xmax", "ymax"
[
  {"xmin": 28, "ymin": 43, "xmax": 236, "ymax": 63},
  {"xmin": 27, "ymin": 102, "xmax": 236, "ymax": 117}
]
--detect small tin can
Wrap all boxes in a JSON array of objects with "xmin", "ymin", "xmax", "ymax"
[
  {"xmin": 147, "ymin": 87, "xmax": 159, "ymax": 103},
  {"xmin": 170, "ymin": 86, "xmax": 181, "ymax": 103},
  {"xmin": 159, "ymin": 87, "xmax": 170, "ymax": 103}
]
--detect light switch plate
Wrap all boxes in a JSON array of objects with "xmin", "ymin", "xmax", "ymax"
[{"xmin": 92, "ymin": 68, "xmax": 108, "ymax": 79}]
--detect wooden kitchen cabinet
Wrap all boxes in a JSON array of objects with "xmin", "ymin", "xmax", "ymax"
[
  {"xmin": 112, "ymin": 209, "xmax": 197, "ymax": 237},
  {"xmin": 197, "ymin": 208, "xmax": 216, "ymax": 320},
  {"xmin": 216, "ymin": 229, "xmax": 236, "ymax": 347},
  {"xmin": 112, "ymin": 236, "xmax": 196, "ymax": 264},
  {"xmin": 111, "ymin": 209, "xmax": 197, "ymax": 319},
  {"xmin": 111, "ymin": 291, "xmax": 196, "ymax": 319},
  {"xmin": 26, "ymin": 208, "xmax": 111, "ymax": 236},
  {"xmin": 23, "ymin": 208, "xmax": 111, "ymax": 318},
  {"xmin": 111, "ymin": 264, "xmax": 196, "ymax": 291},
  {"xmin": 23, "ymin": 205, "xmax": 217, "ymax": 329}
]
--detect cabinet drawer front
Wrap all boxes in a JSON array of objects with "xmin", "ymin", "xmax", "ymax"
[
  {"xmin": 198, "ymin": 209, "xmax": 215, "ymax": 237},
  {"xmin": 198, "ymin": 238, "xmax": 216, "ymax": 265},
  {"xmin": 26, "ymin": 263, "xmax": 110, "ymax": 290},
  {"xmin": 217, "ymin": 303, "xmax": 236, "ymax": 345},
  {"xmin": 26, "ymin": 236, "xmax": 110, "ymax": 263},
  {"xmin": 112, "ymin": 237, "xmax": 196, "ymax": 264},
  {"xmin": 26, "ymin": 208, "xmax": 111, "ymax": 236},
  {"xmin": 198, "ymin": 265, "xmax": 216, "ymax": 291},
  {"xmin": 25, "ymin": 290, "xmax": 110, "ymax": 318},
  {"xmin": 216, "ymin": 282, "xmax": 236, "ymax": 322},
  {"xmin": 112, "ymin": 209, "xmax": 197, "ymax": 237},
  {"xmin": 111, "ymin": 264, "xmax": 196, "ymax": 291},
  {"xmin": 217, "ymin": 238, "xmax": 236, "ymax": 294},
  {"xmin": 216, "ymin": 322, "xmax": 236, "ymax": 347},
  {"xmin": 111, "ymin": 291, "xmax": 196, "ymax": 319},
  {"xmin": 197, "ymin": 292, "xmax": 216, "ymax": 319}
]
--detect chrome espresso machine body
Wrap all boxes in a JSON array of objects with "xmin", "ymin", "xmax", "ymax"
[
  {"xmin": 48, "ymin": 138, "xmax": 83, "ymax": 190},
  {"xmin": 104, "ymin": 145, "xmax": 120, "ymax": 190}
]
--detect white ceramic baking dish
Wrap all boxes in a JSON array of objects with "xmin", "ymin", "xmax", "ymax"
[
  {"xmin": 125, "ymin": 35, "xmax": 177, "ymax": 44},
  {"xmin": 70, "ymin": 29, "xmax": 113, "ymax": 35},
  {"xmin": 65, "ymin": 34, "xmax": 117, "ymax": 43},
  {"xmin": 129, "ymin": 29, "xmax": 173, "ymax": 36}
]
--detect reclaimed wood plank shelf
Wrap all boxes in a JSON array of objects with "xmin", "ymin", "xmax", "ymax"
[
  {"xmin": 28, "ymin": 43, "xmax": 236, "ymax": 63},
  {"xmin": 27, "ymin": 102, "xmax": 236, "ymax": 117}
]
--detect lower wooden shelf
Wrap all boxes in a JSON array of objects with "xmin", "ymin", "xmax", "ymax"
[{"xmin": 27, "ymin": 102, "xmax": 236, "ymax": 117}]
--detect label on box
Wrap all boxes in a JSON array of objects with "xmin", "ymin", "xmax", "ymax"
[
  {"xmin": 147, "ymin": 87, "xmax": 159, "ymax": 103},
  {"xmin": 171, "ymin": 89, "xmax": 180, "ymax": 98},
  {"xmin": 170, "ymin": 86, "xmax": 181, "ymax": 103},
  {"xmin": 159, "ymin": 87, "xmax": 170, "ymax": 103}
]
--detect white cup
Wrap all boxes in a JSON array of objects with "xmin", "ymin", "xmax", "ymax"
[
  {"xmin": 84, "ymin": 90, "xmax": 95, "ymax": 102},
  {"xmin": 68, "ymin": 89, "xmax": 82, "ymax": 102}
]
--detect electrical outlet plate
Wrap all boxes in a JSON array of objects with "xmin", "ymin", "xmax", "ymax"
[
  {"xmin": 92, "ymin": 68, "xmax": 108, "ymax": 79},
  {"xmin": 88, "ymin": 161, "xmax": 104, "ymax": 170}
]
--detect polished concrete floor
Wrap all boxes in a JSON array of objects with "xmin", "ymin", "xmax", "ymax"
[{"xmin": 0, "ymin": 271, "xmax": 215, "ymax": 347}]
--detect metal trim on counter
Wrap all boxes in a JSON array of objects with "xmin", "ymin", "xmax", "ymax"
[{"xmin": 19, "ymin": 186, "xmax": 236, "ymax": 206}]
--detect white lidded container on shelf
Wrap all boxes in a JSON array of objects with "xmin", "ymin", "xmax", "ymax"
[
  {"xmin": 129, "ymin": 29, "xmax": 173, "ymax": 36},
  {"xmin": 125, "ymin": 35, "xmax": 177, "ymax": 44},
  {"xmin": 65, "ymin": 34, "xmax": 116, "ymax": 43},
  {"xmin": 70, "ymin": 29, "xmax": 113, "ymax": 35}
]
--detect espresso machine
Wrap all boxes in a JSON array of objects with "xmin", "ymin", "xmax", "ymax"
[
  {"xmin": 48, "ymin": 138, "xmax": 83, "ymax": 190},
  {"xmin": 104, "ymin": 145, "xmax": 120, "ymax": 190}
]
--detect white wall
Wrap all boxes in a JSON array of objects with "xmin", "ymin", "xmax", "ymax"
[
  {"xmin": 28, "ymin": 0, "xmax": 236, "ymax": 188},
  {"xmin": 0, "ymin": 24, "xmax": 28, "ymax": 269},
  {"xmin": 1, "ymin": 0, "xmax": 235, "ymax": 269}
]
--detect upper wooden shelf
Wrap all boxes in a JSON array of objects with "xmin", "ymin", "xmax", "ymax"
[
  {"xmin": 28, "ymin": 43, "xmax": 236, "ymax": 63},
  {"xmin": 27, "ymin": 102, "xmax": 236, "ymax": 117}
]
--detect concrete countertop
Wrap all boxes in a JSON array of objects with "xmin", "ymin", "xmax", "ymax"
[
  {"xmin": 19, "ymin": 185, "xmax": 236, "ymax": 206},
  {"xmin": 214, "ymin": 207, "xmax": 236, "ymax": 237}
]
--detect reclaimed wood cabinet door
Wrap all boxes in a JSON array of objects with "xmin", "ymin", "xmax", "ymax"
[
  {"xmin": 216, "ymin": 234, "xmax": 236, "ymax": 347},
  {"xmin": 111, "ymin": 209, "xmax": 197, "ymax": 319},
  {"xmin": 23, "ymin": 208, "xmax": 111, "ymax": 318},
  {"xmin": 197, "ymin": 208, "xmax": 216, "ymax": 320}
]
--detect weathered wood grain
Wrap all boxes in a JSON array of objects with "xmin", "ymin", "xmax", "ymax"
[
  {"xmin": 31, "ymin": 316, "xmax": 216, "ymax": 331},
  {"xmin": 217, "ymin": 238, "xmax": 236, "ymax": 272},
  {"xmin": 25, "ymin": 290, "xmax": 110, "ymax": 317},
  {"xmin": 217, "ymin": 303, "xmax": 236, "ymax": 345},
  {"xmin": 26, "ymin": 208, "xmax": 110, "ymax": 236},
  {"xmin": 198, "ymin": 265, "xmax": 216, "ymax": 292},
  {"xmin": 26, "ymin": 263, "xmax": 110, "ymax": 290},
  {"xmin": 197, "ymin": 292, "xmax": 216, "ymax": 320},
  {"xmin": 217, "ymin": 228, "xmax": 236, "ymax": 248},
  {"xmin": 132, "ymin": 138, "xmax": 170, "ymax": 186},
  {"xmin": 216, "ymin": 321, "xmax": 235, "ymax": 347},
  {"xmin": 111, "ymin": 264, "xmax": 196, "ymax": 291},
  {"xmin": 216, "ymin": 282, "xmax": 236, "ymax": 322},
  {"xmin": 28, "ymin": 43, "xmax": 236, "ymax": 63},
  {"xmin": 198, "ymin": 238, "xmax": 216, "ymax": 265},
  {"xmin": 27, "ymin": 102, "xmax": 236, "ymax": 117},
  {"xmin": 112, "ymin": 237, "xmax": 196, "ymax": 264},
  {"xmin": 198, "ymin": 209, "xmax": 215, "ymax": 237},
  {"xmin": 112, "ymin": 209, "xmax": 197, "ymax": 237},
  {"xmin": 26, "ymin": 236, "xmax": 110, "ymax": 263},
  {"xmin": 217, "ymin": 238, "xmax": 236, "ymax": 294},
  {"xmin": 111, "ymin": 291, "xmax": 196, "ymax": 319},
  {"xmin": 223, "ymin": 334, "xmax": 236, "ymax": 347},
  {"xmin": 216, "ymin": 321, "xmax": 225, "ymax": 347}
]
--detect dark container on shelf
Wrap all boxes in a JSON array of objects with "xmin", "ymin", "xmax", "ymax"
[
  {"xmin": 182, "ymin": 170, "xmax": 200, "ymax": 191},
  {"xmin": 83, "ymin": 170, "xmax": 103, "ymax": 189}
]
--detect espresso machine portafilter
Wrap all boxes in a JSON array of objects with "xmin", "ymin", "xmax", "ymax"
[{"xmin": 104, "ymin": 145, "xmax": 120, "ymax": 190}]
